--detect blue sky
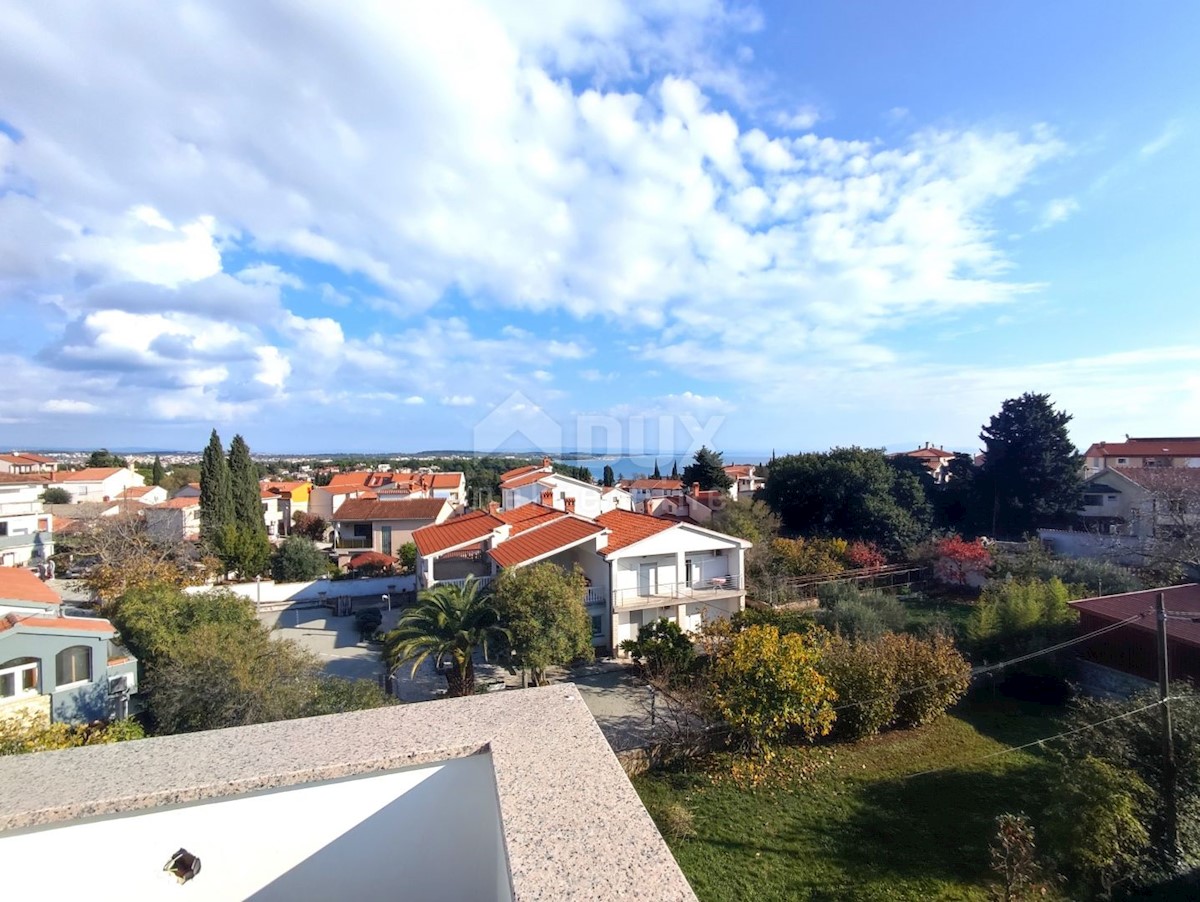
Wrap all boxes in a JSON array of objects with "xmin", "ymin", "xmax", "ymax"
[{"xmin": 1, "ymin": 1, "xmax": 1197, "ymax": 456}]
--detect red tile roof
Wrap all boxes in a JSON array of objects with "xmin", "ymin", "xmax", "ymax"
[
  {"xmin": 429, "ymin": 473, "xmax": 465, "ymax": 489},
  {"xmin": 151, "ymin": 497, "xmax": 201, "ymax": 510},
  {"xmin": 7, "ymin": 614, "xmax": 116, "ymax": 635},
  {"xmin": 53, "ymin": 467, "xmax": 127, "ymax": 482},
  {"xmin": 412, "ymin": 510, "xmax": 503, "ymax": 556},
  {"xmin": 501, "ymin": 470, "xmax": 551, "ymax": 490},
  {"xmin": 500, "ymin": 464, "xmax": 542, "ymax": 481},
  {"xmin": 1071, "ymin": 584, "xmax": 1200, "ymax": 649},
  {"xmin": 117, "ymin": 485, "xmax": 157, "ymax": 499},
  {"xmin": 17, "ymin": 453, "xmax": 55, "ymax": 464},
  {"xmin": 629, "ymin": 479, "xmax": 683, "ymax": 491},
  {"xmin": 325, "ymin": 471, "xmax": 374, "ymax": 489},
  {"xmin": 595, "ymin": 509, "xmax": 676, "ymax": 553},
  {"xmin": 0, "ymin": 473, "xmax": 52, "ymax": 485},
  {"xmin": 896, "ymin": 447, "xmax": 954, "ymax": 459},
  {"xmin": 724, "ymin": 465, "xmax": 754, "ymax": 477},
  {"xmin": 1085, "ymin": 439, "xmax": 1200, "ymax": 458},
  {"xmin": 495, "ymin": 504, "xmax": 572, "ymax": 535},
  {"xmin": 489, "ymin": 516, "xmax": 606, "ymax": 568},
  {"xmin": 1110, "ymin": 467, "xmax": 1200, "ymax": 491},
  {"xmin": 334, "ymin": 498, "xmax": 448, "ymax": 522},
  {"xmin": 0, "ymin": 568, "xmax": 61, "ymax": 604}
]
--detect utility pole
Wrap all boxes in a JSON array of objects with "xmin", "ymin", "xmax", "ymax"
[{"xmin": 1156, "ymin": 592, "xmax": 1180, "ymax": 860}]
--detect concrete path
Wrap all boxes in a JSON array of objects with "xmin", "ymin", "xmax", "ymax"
[{"xmin": 568, "ymin": 663, "xmax": 656, "ymax": 751}]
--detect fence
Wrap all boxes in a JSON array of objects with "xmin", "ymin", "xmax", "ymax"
[{"xmin": 758, "ymin": 564, "xmax": 928, "ymax": 606}]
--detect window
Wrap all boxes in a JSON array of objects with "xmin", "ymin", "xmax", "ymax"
[
  {"xmin": 590, "ymin": 615, "xmax": 603, "ymax": 637},
  {"xmin": 56, "ymin": 645, "xmax": 91, "ymax": 688},
  {"xmin": 0, "ymin": 522, "xmax": 7, "ymax": 537},
  {"xmin": 1082, "ymin": 494, "xmax": 1105, "ymax": 507},
  {"xmin": 1116, "ymin": 458, "xmax": 1128, "ymax": 465},
  {"xmin": 0, "ymin": 657, "xmax": 39, "ymax": 698}
]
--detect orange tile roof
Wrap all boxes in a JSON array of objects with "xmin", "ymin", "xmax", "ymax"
[
  {"xmin": 1085, "ymin": 438, "xmax": 1200, "ymax": 458},
  {"xmin": 0, "ymin": 472, "xmax": 52, "ymax": 485},
  {"xmin": 724, "ymin": 465, "xmax": 754, "ymax": 477},
  {"xmin": 9, "ymin": 615, "xmax": 116, "ymax": 634},
  {"xmin": 334, "ymin": 498, "xmax": 448, "ymax": 521},
  {"xmin": 495, "ymin": 504, "xmax": 569, "ymax": 534},
  {"xmin": 501, "ymin": 470, "xmax": 551, "ymax": 489},
  {"xmin": 1110, "ymin": 467, "xmax": 1200, "ymax": 491},
  {"xmin": 413, "ymin": 510, "xmax": 503, "ymax": 556},
  {"xmin": 629, "ymin": 478, "xmax": 683, "ymax": 491},
  {"xmin": 489, "ymin": 516, "xmax": 606, "ymax": 568},
  {"xmin": 117, "ymin": 485, "xmax": 157, "ymax": 499},
  {"xmin": 429, "ymin": 473, "xmax": 465, "ymax": 489},
  {"xmin": 325, "ymin": 471, "xmax": 374, "ymax": 489},
  {"xmin": 53, "ymin": 467, "xmax": 127, "ymax": 482},
  {"xmin": 500, "ymin": 464, "xmax": 542, "ymax": 481},
  {"xmin": 0, "ymin": 567, "xmax": 61, "ymax": 604},
  {"xmin": 151, "ymin": 497, "xmax": 201, "ymax": 509},
  {"xmin": 595, "ymin": 509, "xmax": 676, "ymax": 553}
]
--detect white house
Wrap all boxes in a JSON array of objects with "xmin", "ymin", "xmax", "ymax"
[
  {"xmin": 1083, "ymin": 437, "xmax": 1200, "ymax": 476},
  {"xmin": 723, "ymin": 464, "xmax": 766, "ymax": 499},
  {"xmin": 113, "ymin": 485, "xmax": 168, "ymax": 507},
  {"xmin": 310, "ymin": 470, "xmax": 467, "ymax": 520},
  {"xmin": 626, "ymin": 478, "xmax": 685, "ymax": 508},
  {"xmin": 499, "ymin": 461, "xmax": 631, "ymax": 518},
  {"xmin": 0, "ymin": 480, "xmax": 53, "ymax": 567},
  {"xmin": 1078, "ymin": 467, "xmax": 1200, "ymax": 539},
  {"xmin": 412, "ymin": 504, "xmax": 749, "ymax": 654},
  {"xmin": 52, "ymin": 467, "xmax": 146, "ymax": 502},
  {"xmin": 0, "ymin": 453, "xmax": 56, "ymax": 475},
  {"xmin": 144, "ymin": 497, "xmax": 201, "ymax": 543}
]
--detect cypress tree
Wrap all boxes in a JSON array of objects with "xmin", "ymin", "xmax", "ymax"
[
  {"xmin": 199, "ymin": 429, "xmax": 233, "ymax": 545},
  {"xmin": 602, "ymin": 465, "xmax": 615, "ymax": 487},
  {"xmin": 151, "ymin": 455, "xmax": 165, "ymax": 487},
  {"xmin": 670, "ymin": 459, "xmax": 679, "ymax": 480},
  {"xmin": 652, "ymin": 459, "xmax": 662, "ymax": 479},
  {"xmin": 228, "ymin": 434, "xmax": 266, "ymax": 537}
]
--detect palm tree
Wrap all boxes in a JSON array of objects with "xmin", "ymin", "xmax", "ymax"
[{"xmin": 384, "ymin": 577, "xmax": 507, "ymax": 697}]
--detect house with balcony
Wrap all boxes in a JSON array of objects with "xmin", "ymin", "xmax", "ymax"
[
  {"xmin": 332, "ymin": 497, "xmax": 452, "ymax": 555},
  {"xmin": 260, "ymin": 480, "xmax": 312, "ymax": 535},
  {"xmin": 52, "ymin": 466, "xmax": 146, "ymax": 502},
  {"xmin": 629, "ymin": 478, "xmax": 684, "ymax": 508},
  {"xmin": 1083, "ymin": 437, "xmax": 1200, "ymax": 475},
  {"xmin": 310, "ymin": 470, "xmax": 467, "ymax": 520},
  {"xmin": 0, "ymin": 568, "xmax": 137, "ymax": 724},
  {"xmin": 0, "ymin": 479, "xmax": 53, "ymax": 567},
  {"xmin": 0, "ymin": 452, "xmax": 57, "ymax": 475},
  {"xmin": 1077, "ymin": 467, "xmax": 1200, "ymax": 539},
  {"xmin": 499, "ymin": 459, "xmax": 631, "ymax": 518},
  {"xmin": 723, "ymin": 464, "xmax": 766, "ymax": 499},
  {"xmin": 888, "ymin": 444, "xmax": 959, "ymax": 484},
  {"xmin": 412, "ymin": 504, "xmax": 749, "ymax": 653}
]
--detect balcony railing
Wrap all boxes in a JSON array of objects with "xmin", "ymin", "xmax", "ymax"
[
  {"xmin": 612, "ymin": 574, "xmax": 742, "ymax": 609},
  {"xmin": 585, "ymin": 587, "xmax": 606, "ymax": 606},
  {"xmin": 437, "ymin": 575, "xmax": 495, "ymax": 592},
  {"xmin": 334, "ymin": 537, "xmax": 371, "ymax": 550}
]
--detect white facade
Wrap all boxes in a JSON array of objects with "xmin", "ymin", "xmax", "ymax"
[
  {"xmin": 0, "ymin": 482, "xmax": 52, "ymax": 566},
  {"xmin": 502, "ymin": 472, "xmax": 627, "ymax": 518},
  {"xmin": 145, "ymin": 501, "xmax": 201, "ymax": 542},
  {"xmin": 55, "ymin": 468, "xmax": 146, "ymax": 502}
]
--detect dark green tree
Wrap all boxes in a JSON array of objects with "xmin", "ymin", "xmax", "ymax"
[
  {"xmin": 271, "ymin": 536, "xmax": 330, "ymax": 582},
  {"xmin": 670, "ymin": 459, "xmax": 679, "ymax": 479},
  {"xmin": 490, "ymin": 563, "xmax": 593, "ymax": 685},
  {"xmin": 977, "ymin": 392, "xmax": 1081, "ymax": 537},
  {"xmin": 652, "ymin": 459, "xmax": 662, "ymax": 479},
  {"xmin": 682, "ymin": 446, "xmax": 734, "ymax": 492},
  {"xmin": 762, "ymin": 447, "xmax": 932, "ymax": 553},
  {"xmin": 228, "ymin": 434, "xmax": 266, "ymax": 537},
  {"xmin": 151, "ymin": 454, "xmax": 165, "ymax": 487},
  {"xmin": 602, "ymin": 465, "xmax": 615, "ymax": 487},
  {"xmin": 87, "ymin": 448, "xmax": 127, "ymax": 468},
  {"xmin": 199, "ymin": 429, "xmax": 233, "ymax": 546},
  {"xmin": 41, "ymin": 487, "xmax": 71, "ymax": 505}
]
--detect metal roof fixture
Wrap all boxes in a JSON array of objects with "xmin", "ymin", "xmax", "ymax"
[{"xmin": 164, "ymin": 848, "xmax": 201, "ymax": 884}]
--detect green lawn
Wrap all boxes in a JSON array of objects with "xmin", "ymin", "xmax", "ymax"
[{"xmin": 634, "ymin": 697, "xmax": 1063, "ymax": 901}]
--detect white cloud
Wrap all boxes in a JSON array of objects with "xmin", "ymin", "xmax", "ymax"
[
  {"xmin": 1037, "ymin": 196, "xmax": 1079, "ymax": 230},
  {"xmin": 42, "ymin": 398, "xmax": 99, "ymax": 414},
  {"xmin": 441, "ymin": 395, "xmax": 476, "ymax": 407},
  {"xmin": 774, "ymin": 106, "xmax": 819, "ymax": 131},
  {"xmin": 1140, "ymin": 119, "xmax": 1182, "ymax": 157},
  {"xmin": 403, "ymin": 395, "xmax": 425, "ymax": 405}
]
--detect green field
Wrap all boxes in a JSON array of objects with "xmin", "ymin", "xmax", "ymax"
[{"xmin": 634, "ymin": 697, "xmax": 1063, "ymax": 901}]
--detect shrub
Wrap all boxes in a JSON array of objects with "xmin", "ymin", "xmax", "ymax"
[
  {"xmin": 820, "ymin": 635, "xmax": 898, "ymax": 739},
  {"xmin": 730, "ymin": 605, "xmax": 816, "ymax": 637},
  {"xmin": 968, "ymin": 577, "xmax": 1076, "ymax": 654},
  {"xmin": 620, "ymin": 618, "xmax": 695, "ymax": 683},
  {"xmin": 355, "ymin": 607, "xmax": 384, "ymax": 640},
  {"xmin": 1, "ymin": 714, "xmax": 145, "ymax": 756},
  {"xmin": 816, "ymin": 584, "xmax": 906, "ymax": 640},
  {"xmin": 654, "ymin": 800, "xmax": 696, "ymax": 841},
  {"xmin": 711, "ymin": 624, "xmax": 835, "ymax": 755},
  {"xmin": 41, "ymin": 486, "xmax": 72, "ymax": 504},
  {"xmin": 932, "ymin": 535, "xmax": 992, "ymax": 586},
  {"xmin": 271, "ymin": 535, "xmax": 331, "ymax": 582},
  {"xmin": 882, "ymin": 632, "xmax": 971, "ymax": 728}
]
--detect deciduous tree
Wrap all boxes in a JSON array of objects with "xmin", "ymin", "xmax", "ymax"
[
  {"xmin": 271, "ymin": 536, "xmax": 330, "ymax": 582},
  {"xmin": 933, "ymin": 535, "xmax": 993, "ymax": 586},
  {"xmin": 491, "ymin": 563, "xmax": 593, "ymax": 685}
]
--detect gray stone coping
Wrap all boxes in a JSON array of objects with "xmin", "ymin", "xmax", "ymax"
[{"xmin": 0, "ymin": 684, "xmax": 696, "ymax": 901}]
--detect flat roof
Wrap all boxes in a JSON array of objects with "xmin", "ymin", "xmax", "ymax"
[{"xmin": 0, "ymin": 685, "xmax": 696, "ymax": 901}]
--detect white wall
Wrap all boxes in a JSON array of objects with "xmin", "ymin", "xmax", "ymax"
[
  {"xmin": 187, "ymin": 574, "xmax": 416, "ymax": 605},
  {"xmin": 0, "ymin": 755, "xmax": 511, "ymax": 901}
]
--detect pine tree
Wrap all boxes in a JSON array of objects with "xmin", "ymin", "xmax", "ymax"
[
  {"xmin": 652, "ymin": 459, "xmax": 662, "ymax": 479},
  {"xmin": 228, "ymin": 435, "xmax": 266, "ymax": 537},
  {"xmin": 671, "ymin": 459, "xmax": 679, "ymax": 479},
  {"xmin": 977, "ymin": 392, "xmax": 1082, "ymax": 537},
  {"xmin": 681, "ymin": 446, "xmax": 734, "ymax": 492},
  {"xmin": 602, "ymin": 465, "xmax": 615, "ymax": 487},
  {"xmin": 151, "ymin": 455, "xmax": 165, "ymax": 487},
  {"xmin": 199, "ymin": 429, "xmax": 233, "ymax": 546}
]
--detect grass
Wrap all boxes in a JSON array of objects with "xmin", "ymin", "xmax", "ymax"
[
  {"xmin": 634, "ymin": 696, "xmax": 1065, "ymax": 901},
  {"xmin": 898, "ymin": 588, "xmax": 978, "ymax": 638}
]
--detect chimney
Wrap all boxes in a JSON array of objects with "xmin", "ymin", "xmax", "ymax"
[
  {"xmin": 564, "ymin": 497, "xmax": 576, "ymax": 513},
  {"xmin": 541, "ymin": 456, "xmax": 552, "ymax": 470},
  {"xmin": 487, "ymin": 501, "xmax": 500, "ymax": 515},
  {"xmin": 540, "ymin": 489, "xmax": 554, "ymax": 506},
  {"xmin": 692, "ymin": 482, "xmax": 700, "ymax": 496}
]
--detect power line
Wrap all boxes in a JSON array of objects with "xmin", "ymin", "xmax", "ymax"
[
  {"xmin": 900, "ymin": 695, "xmax": 1195, "ymax": 782},
  {"xmin": 828, "ymin": 608, "xmax": 1152, "ymax": 714}
]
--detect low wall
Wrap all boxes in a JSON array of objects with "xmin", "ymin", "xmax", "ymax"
[
  {"xmin": 186, "ymin": 574, "xmax": 416, "ymax": 606},
  {"xmin": 1036, "ymin": 529, "xmax": 1145, "ymax": 565}
]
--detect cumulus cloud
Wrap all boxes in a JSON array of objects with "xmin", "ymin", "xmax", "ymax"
[{"xmin": 1037, "ymin": 196, "xmax": 1080, "ymax": 230}]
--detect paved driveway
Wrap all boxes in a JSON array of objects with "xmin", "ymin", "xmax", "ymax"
[{"xmin": 569, "ymin": 663, "xmax": 655, "ymax": 751}]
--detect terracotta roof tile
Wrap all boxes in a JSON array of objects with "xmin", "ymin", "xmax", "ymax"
[
  {"xmin": 151, "ymin": 497, "xmax": 201, "ymax": 510},
  {"xmin": 413, "ymin": 511, "xmax": 503, "ymax": 556},
  {"xmin": 0, "ymin": 473, "xmax": 53, "ymax": 485},
  {"xmin": 595, "ymin": 509, "xmax": 676, "ymax": 553},
  {"xmin": 494, "ymin": 504, "xmax": 566, "ymax": 534},
  {"xmin": 116, "ymin": 486, "xmax": 156, "ymax": 499},
  {"xmin": 9, "ymin": 615, "xmax": 116, "ymax": 634},
  {"xmin": 0, "ymin": 568, "xmax": 61, "ymax": 605},
  {"xmin": 334, "ymin": 498, "xmax": 448, "ymax": 521},
  {"xmin": 489, "ymin": 517, "xmax": 605, "ymax": 568},
  {"xmin": 52, "ymin": 467, "xmax": 128, "ymax": 482},
  {"xmin": 1071, "ymin": 584, "xmax": 1200, "ymax": 649},
  {"xmin": 501, "ymin": 470, "xmax": 551, "ymax": 490},
  {"xmin": 1086, "ymin": 439, "xmax": 1200, "ymax": 458},
  {"xmin": 1110, "ymin": 467, "xmax": 1200, "ymax": 491},
  {"xmin": 500, "ymin": 464, "xmax": 542, "ymax": 481},
  {"xmin": 629, "ymin": 478, "xmax": 683, "ymax": 491}
]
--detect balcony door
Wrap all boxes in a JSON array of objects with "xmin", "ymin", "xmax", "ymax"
[
  {"xmin": 637, "ymin": 562, "xmax": 659, "ymax": 597},
  {"xmin": 377, "ymin": 525, "xmax": 393, "ymax": 554}
]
